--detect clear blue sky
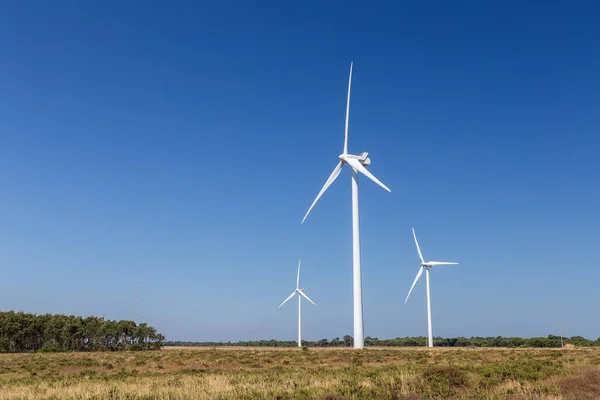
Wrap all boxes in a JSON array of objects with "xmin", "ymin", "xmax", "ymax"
[{"xmin": 1, "ymin": 1, "xmax": 599, "ymax": 342}]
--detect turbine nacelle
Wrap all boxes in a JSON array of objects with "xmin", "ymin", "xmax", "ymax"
[{"xmin": 339, "ymin": 152, "xmax": 371, "ymax": 167}]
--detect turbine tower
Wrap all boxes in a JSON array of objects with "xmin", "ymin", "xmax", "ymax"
[
  {"xmin": 302, "ymin": 62, "xmax": 391, "ymax": 349},
  {"xmin": 279, "ymin": 259, "xmax": 316, "ymax": 347},
  {"xmin": 405, "ymin": 228, "xmax": 458, "ymax": 347}
]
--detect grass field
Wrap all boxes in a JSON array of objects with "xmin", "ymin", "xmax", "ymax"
[{"xmin": 1, "ymin": 346, "xmax": 600, "ymax": 399}]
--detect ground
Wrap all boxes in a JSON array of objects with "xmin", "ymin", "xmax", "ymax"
[{"xmin": 1, "ymin": 346, "xmax": 599, "ymax": 399}]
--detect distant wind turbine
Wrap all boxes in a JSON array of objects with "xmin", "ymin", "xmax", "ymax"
[
  {"xmin": 405, "ymin": 228, "xmax": 458, "ymax": 348},
  {"xmin": 301, "ymin": 62, "xmax": 390, "ymax": 349},
  {"xmin": 279, "ymin": 259, "xmax": 316, "ymax": 347}
]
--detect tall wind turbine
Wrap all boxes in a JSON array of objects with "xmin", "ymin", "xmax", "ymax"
[
  {"xmin": 301, "ymin": 62, "xmax": 391, "ymax": 349},
  {"xmin": 405, "ymin": 228, "xmax": 458, "ymax": 347},
  {"xmin": 279, "ymin": 259, "xmax": 316, "ymax": 347}
]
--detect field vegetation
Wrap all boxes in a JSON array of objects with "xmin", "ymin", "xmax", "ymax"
[{"xmin": 1, "ymin": 346, "xmax": 599, "ymax": 399}]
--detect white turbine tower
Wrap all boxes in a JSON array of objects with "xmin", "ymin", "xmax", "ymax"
[
  {"xmin": 279, "ymin": 259, "xmax": 316, "ymax": 347},
  {"xmin": 405, "ymin": 228, "xmax": 458, "ymax": 348},
  {"xmin": 301, "ymin": 62, "xmax": 391, "ymax": 349}
]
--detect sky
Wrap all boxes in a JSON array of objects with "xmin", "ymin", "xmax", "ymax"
[{"xmin": 1, "ymin": 1, "xmax": 599, "ymax": 342}]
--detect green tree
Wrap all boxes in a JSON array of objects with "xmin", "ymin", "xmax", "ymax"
[{"xmin": 343, "ymin": 335, "xmax": 354, "ymax": 347}]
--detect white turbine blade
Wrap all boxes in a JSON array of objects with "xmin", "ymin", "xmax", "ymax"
[
  {"xmin": 343, "ymin": 156, "xmax": 391, "ymax": 192},
  {"xmin": 405, "ymin": 266, "xmax": 424, "ymax": 303},
  {"xmin": 278, "ymin": 291, "xmax": 297, "ymax": 308},
  {"xmin": 343, "ymin": 62, "xmax": 353, "ymax": 155},
  {"xmin": 428, "ymin": 262, "xmax": 458, "ymax": 266},
  {"xmin": 296, "ymin": 258, "xmax": 301, "ymax": 289},
  {"xmin": 412, "ymin": 228, "xmax": 425, "ymax": 264},
  {"xmin": 298, "ymin": 290, "xmax": 316, "ymax": 306},
  {"xmin": 301, "ymin": 161, "xmax": 344, "ymax": 223}
]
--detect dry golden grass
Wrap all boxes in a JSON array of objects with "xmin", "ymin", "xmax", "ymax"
[{"xmin": 0, "ymin": 347, "xmax": 599, "ymax": 399}]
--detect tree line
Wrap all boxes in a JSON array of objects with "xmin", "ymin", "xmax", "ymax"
[
  {"xmin": 0, "ymin": 311, "xmax": 165, "ymax": 353},
  {"xmin": 166, "ymin": 334, "xmax": 600, "ymax": 348}
]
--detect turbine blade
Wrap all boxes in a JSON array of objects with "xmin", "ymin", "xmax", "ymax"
[
  {"xmin": 428, "ymin": 262, "xmax": 459, "ymax": 266},
  {"xmin": 343, "ymin": 157, "xmax": 391, "ymax": 192},
  {"xmin": 412, "ymin": 228, "xmax": 425, "ymax": 264},
  {"xmin": 299, "ymin": 290, "xmax": 316, "ymax": 306},
  {"xmin": 343, "ymin": 62, "xmax": 353, "ymax": 155},
  {"xmin": 278, "ymin": 291, "xmax": 296, "ymax": 308},
  {"xmin": 405, "ymin": 266, "xmax": 424, "ymax": 303},
  {"xmin": 296, "ymin": 258, "xmax": 301, "ymax": 289},
  {"xmin": 301, "ymin": 161, "xmax": 344, "ymax": 223}
]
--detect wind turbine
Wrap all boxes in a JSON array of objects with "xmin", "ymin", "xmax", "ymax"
[
  {"xmin": 405, "ymin": 228, "xmax": 458, "ymax": 348},
  {"xmin": 301, "ymin": 62, "xmax": 391, "ymax": 349},
  {"xmin": 279, "ymin": 259, "xmax": 316, "ymax": 347}
]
